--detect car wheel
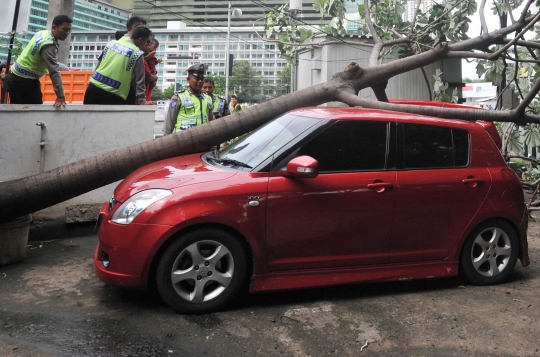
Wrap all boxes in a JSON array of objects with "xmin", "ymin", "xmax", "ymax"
[
  {"xmin": 460, "ymin": 220, "xmax": 518, "ymax": 285},
  {"xmin": 156, "ymin": 228, "xmax": 247, "ymax": 314}
]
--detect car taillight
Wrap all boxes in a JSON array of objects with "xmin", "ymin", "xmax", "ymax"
[{"xmin": 502, "ymin": 168, "xmax": 519, "ymax": 181}]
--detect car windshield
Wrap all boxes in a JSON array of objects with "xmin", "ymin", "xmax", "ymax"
[{"xmin": 218, "ymin": 114, "xmax": 322, "ymax": 169}]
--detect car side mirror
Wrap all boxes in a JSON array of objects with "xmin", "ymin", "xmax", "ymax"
[{"xmin": 286, "ymin": 155, "xmax": 319, "ymax": 179}]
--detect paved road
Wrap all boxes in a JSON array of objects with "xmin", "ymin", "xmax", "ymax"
[{"xmin": 1, "ymin": 221, "xmax": 539, "ymax": 356}]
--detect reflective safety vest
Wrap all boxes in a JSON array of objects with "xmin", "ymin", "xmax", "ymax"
[
  {"xmin": 89, "ymin": 37, "xmax": 144, "ymax": 100},
  {"xmin": 12, "ymin": 31, "xmax": 57, "ymax": 79},
  {"xmin": 212, "ymin": 95, "xmax": 226, "ymax": 116},
  {"xmin": 175, "ymin": 90, "xmax": 213, "ymax": 130}
]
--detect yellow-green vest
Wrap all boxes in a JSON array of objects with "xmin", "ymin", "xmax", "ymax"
[
  {"xmin": 175, "ymin": 90, "xmax": 213, "ymax": 130},
  {"xmin": 89, "ymin": 37, "xmax": 143, "ymax": 100},
  {"xmin": 211, "ymin": 95, "xmax": 226, "ymax": 116},
  {"xmin": 13, "ymin": 30, "xmax": 57, "ymax": 79}
]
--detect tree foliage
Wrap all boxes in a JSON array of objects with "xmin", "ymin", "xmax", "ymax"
[
  {"xmin": 162, "ymin": 84, "xmax": 175, "ymax": 99},
  {"xmin": 232, "ymin": 60, "xmax": 263, "ymax": 102},
  {"xmin": 151, "ymin": 87, "xmax": 167, "ymax": 101}
]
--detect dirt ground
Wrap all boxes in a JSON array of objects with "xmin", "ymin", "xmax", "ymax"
[{"xmin": 0, "ymin": 213, "xmax": 540, "ymax": 356}]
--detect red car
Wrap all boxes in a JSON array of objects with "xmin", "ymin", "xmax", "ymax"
[{"xmin": 95, "ymin": 103, "xmax": 530, "ymax": 314}]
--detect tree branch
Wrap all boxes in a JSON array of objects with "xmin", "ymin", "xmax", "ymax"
[
  {"xmin": 520, "ymin": 0, "xmax": 535, "ymax": 21},
  {"xmin": 364, "ymin": 0, "xmax": 381, "ymax": 43},
  {"xmin": 335, "ymin": 89, "xmax": 540, "ymax": 124},
  {"xmin": 489, "ymin": 11, "xmax": 540, "ymax": 59},
  {"xmin": 409, "ymin": 0, "xmax": 422, "ymax": 35},
  {"xmin": 506, "ymin": 0, "xmax": 516, "ymax": 23},
  {"xmin": 479, "ymin": 0, "xmax": 489, "ymax": 33}
]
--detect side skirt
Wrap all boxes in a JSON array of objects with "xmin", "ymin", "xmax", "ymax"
[{"xmin": 251, "ymin": 261, "xmax": 459, "ymax": 292}]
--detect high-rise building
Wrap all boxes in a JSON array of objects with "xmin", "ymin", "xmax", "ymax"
[
  {"xmin": 405, "ymin": 0, "xmax": 433, "ymax": 22},
  {"xmin": 1, "ymin": 0, "xmax": 131, "ymax": 62},
  {"xmin": 133, "ymin": 0, "xmax": 330, "ymax": 28},
  {"xmin": 68, "ymin": 26, "xmax": 288, "ymax": 101},
  {"xmin": 343, "ymin": 0, "xmax": 362, "ymax": 33}
]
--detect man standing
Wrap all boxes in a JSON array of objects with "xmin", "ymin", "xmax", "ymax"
[
  {"xmin": 230, "ymin": 94, "xmax": 242, "ymax": 114},
  {"xmin": 5, "ymin": 15, "xmax": 72, "ymax": 107},
  {"xmin": 202, "ymin": 77, "xmax": 230, "ymax": 119},
  {"xmin": 163, "ymin": 63, "xmax": 214, "ymax": 135},
  {"xmin": 83, "ymin": 26, "xmax": 153, "ymax": 105}
]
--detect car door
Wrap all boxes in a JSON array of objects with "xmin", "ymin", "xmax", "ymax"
[
  {"xmin": 389, "ymin": 122, "xmax": 491, "ymax": 263},
  {"xmin": 265, "ymin": 119, "xmax": 396, "ymax": 271}
]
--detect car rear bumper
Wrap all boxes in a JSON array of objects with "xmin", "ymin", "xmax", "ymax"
[{"xmin": 519, "ymin": 209, "xmax": 530, "ymax": 267}]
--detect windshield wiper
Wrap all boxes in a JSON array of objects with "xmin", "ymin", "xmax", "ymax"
[{"xmin": 209, "ymin": 157, "xmax": 252, "ymax": 169}]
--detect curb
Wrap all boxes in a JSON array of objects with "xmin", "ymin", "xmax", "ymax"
[{"xmin": 29, "ymin": 220, "xmax": 97, "ymax": 241}]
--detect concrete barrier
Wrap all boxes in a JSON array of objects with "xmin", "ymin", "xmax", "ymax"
[{"xmin": 0, "ymin": 104, "xmax": 156, "ymax": 222}]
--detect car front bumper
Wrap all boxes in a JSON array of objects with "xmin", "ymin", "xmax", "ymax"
[{"xmin": 94, "ymin": 203, "xmax": 173, "ymax": 290}]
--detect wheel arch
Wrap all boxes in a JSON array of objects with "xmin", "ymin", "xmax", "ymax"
[
  {"xmin": 146, "ymin": 222, "xmax": 255, "ymax": 293},
  {"xmin": 459, "ymin": 217, "xmax": 522, "ymax": 259}
]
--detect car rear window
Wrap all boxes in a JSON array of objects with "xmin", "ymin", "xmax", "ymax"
[{"xmin": 402, "ymin": 124, "xmax": 469, "ymax": 169}]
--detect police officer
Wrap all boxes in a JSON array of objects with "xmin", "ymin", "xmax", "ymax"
[
  {"xmin": 202, "ymin": 77, "xmax": 230, "ymax": 119},
  {"xmin": 163, "ymin": 63, "xmax": 214, "ymax": 135},
  {"xmin": 83, "ymin": 26, "xmax": 153, "ymax": 105},
  {"xmin": 5, "ymin": 15, "xmax": 72, "ymax": 107}
]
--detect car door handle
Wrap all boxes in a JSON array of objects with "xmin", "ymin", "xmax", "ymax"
[
  {"xmin": 462, "ymin": 177, "xmax": 484, "ymax": 187},
  {"xmin": 367, "ymin": 182, "xmax": 394, "ymax": 192}
]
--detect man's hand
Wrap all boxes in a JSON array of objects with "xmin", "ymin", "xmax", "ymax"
[
  {"xmin": 144, "ymin": 50, "xmax": 156, "ymax": 60},
  {"xmin": 156, "ymin": 58, "xmax": 163, "ymax": 64},
  {"xmin": 145, "ymin": 101, "xmax": 157, "ymax": 105},
  {"xmin": 54, "ymin": 96, "xmax": 66, "ymax": 108}
]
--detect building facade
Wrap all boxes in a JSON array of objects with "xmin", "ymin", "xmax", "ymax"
[
  {"xmin": 1, "ymin": 0, "xmax": 131, "ymax": 62},
  {"xmin": 405, "ymin": 0, "xmax": 434, "ymax": 22},
  {"xmin": 68, "ymin": 27, "xmax": 288, "ymax": 100},
  {"xmin": 133, "ymin": 0, "xmax": 330, "ymax": 28}
]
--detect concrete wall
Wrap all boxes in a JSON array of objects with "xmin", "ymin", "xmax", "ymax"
[{"xmin": 0, "ymin": 104, "xmax": 156, "ymax": 222}]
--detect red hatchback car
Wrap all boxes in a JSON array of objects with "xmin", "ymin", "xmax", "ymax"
[{"xmin": 95, "ymin": 104, "xmax": 530, "ymax": 314}]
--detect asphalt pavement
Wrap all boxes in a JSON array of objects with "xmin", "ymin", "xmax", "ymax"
[{"xmin": 1, "ymin": 221, "xmax": 540, "ymax": 356}]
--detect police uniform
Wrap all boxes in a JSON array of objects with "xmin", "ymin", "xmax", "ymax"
[
  {"xmin": 210, "ymin": 94, "xmax": 230, "ymax": 118},
  {"xmin": 83, "ymin": 36, "xmax": 146, "ymax": 105},
  {"xmin": 6, "ymin": 30, "xmax": 65, "ymax": 104},
  {"xmin": 163, "ymin": 64, "xmax": 214, "ymax": 135}
]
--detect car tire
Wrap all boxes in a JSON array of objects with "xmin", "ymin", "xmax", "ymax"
[
  {"xmin": 460, "ymin": 219, "xmax": 519, "ymax": 285},
  {"xmin": 156, "ymin": 228, "xmax": 247, "ymax": 314}
]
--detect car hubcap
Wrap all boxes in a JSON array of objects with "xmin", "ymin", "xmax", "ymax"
[
  {"xmin": 170, "ymin": 240, "xmax": 234, "ymax": 303},
  {"xmin": 471, "ymin": 227, "xmax": 512, "ymax": 278}
]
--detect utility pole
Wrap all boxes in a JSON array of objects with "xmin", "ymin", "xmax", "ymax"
[{"xmin": 46, "ymin": 0, "xmax": 75, "ymax": 65}]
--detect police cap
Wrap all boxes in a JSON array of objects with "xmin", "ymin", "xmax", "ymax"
[{"xmin": 187, "ymin": 63, "xmax": 208, "ymax": 78}]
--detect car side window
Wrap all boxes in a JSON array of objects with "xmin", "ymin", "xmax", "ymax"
[
  {"xmin": 403, "ymin": 124, "xmax": 469, "ymax": 169},
  {"xmin": 299, "ymin": 121, "xmax": 388, "ymax": 172}
]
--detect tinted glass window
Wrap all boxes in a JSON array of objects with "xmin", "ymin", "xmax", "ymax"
[
  {"xmin": 453, "ymin": 129, "xmax": 470, "ymax": 167},
  {"xmin": 404, "ymin": 125, "xmax": 453, "ymax": 169},
  {"xmin": 300, "ymin": 121, "xmax": 388, "ymax": 172},
  {"xmin": 403, "ymin": 125, "xmax": 470, "ymax": 169}
]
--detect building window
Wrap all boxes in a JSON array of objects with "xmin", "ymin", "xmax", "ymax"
[{"xmin": 169, "ymin": 35, "xmax": 178, "ymax": 41}]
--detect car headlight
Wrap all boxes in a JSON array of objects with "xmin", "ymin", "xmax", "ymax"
[{"xmin": 111, "ymin": 189, "xmax": 172, "ymax": 225}]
